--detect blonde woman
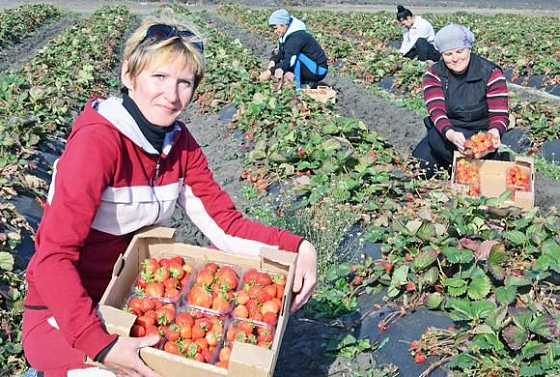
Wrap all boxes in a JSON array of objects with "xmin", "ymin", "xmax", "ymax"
[{"xmin": 23, "ymin": 11, "xmax": 317, "ymax": 376}]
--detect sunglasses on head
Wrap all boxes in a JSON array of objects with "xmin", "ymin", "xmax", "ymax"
[{"xmin": 140, "ymin": 24, "xmax": 204, "ymax": 53}]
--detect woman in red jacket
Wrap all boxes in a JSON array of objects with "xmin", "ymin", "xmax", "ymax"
[
  {"xmin": 22, "ymin": 10, "xmax": 317, "ymax": 376},
  {"xmin": 412, "ymin": 23, "xmax": 509, "ymax": 178}
]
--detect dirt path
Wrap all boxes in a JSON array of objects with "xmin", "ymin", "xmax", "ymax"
[{"xmin": 0, "ymin": 14, "xmax": 79, "ymax": 73}]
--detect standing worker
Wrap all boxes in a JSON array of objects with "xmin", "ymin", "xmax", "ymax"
[
  {"xmin": 412, "ymin": 23, "xmax": 509, "ymax": 178},
  {"xmin": 259, "ymin": 9, "xmax": 328, "ymax": 89},
  {"xmin": 397, "ymin": 5, "xmax": 440, "ymax": 62}
]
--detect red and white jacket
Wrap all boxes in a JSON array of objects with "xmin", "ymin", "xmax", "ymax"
[{"xmin": 24, "ymin": 97, "xmax": 303, "ymax": 360}]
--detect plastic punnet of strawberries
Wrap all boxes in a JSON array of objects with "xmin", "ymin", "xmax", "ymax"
[
  {"xmin": 454, "ymin": 158, "xmax": 480, "ymax": 197},
  {"xmin": 125, "ymin": 296, "xmax": 177, "ymax": 348},
  {"xmin": 161, "ymin": 307, "xmax": 226, "ymax": 363},
  {"xmin": 187, "ymin": 262, "xmax": 240, "ymax": 313},
  {"xmin": 134, "ymin": 256, "xmax": 195, "ymax": 301},
  {"xmin": 214, "ymin": 319, "xmax": 276, "ymax": 369},
  {"xmin": 464, "ymin": 132, "xmax": 497, "ymax": 159},
  {"xmin": 232, "ymin": 268, "xmax": 286, "ymax": 325}
]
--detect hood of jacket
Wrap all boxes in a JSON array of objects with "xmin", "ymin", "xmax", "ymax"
[
  {"xmin": 70, "ymin": 97, "xmax": 181, "ymax": 156},
  {"xmin": 279, "ymin": 16, "xmax": 306, "ymax": 43}
]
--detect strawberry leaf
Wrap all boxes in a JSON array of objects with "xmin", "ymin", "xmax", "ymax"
[
  {"xmin": 502, "ymin": 324, "xmax": 529, "ymax": 350},
  {"xmin": 487, "ymin": 243, "xmax": 507, "ymax": 280},
  {"xmin": 467, "ymin": 274, "xmax": 492, "ymax": 300},
  {"xmin": 495, "ymin": 286, "xmax": 517, "ymax": 304},
  {"xmin": 509, "ymin": 307, "xmax": 533, "ymax": 329},
  {"xmin": 520, "ymin": 340, "xmax": 547, "ymax": 360},
  {"xmin": 0, "ymin": 251, "xmax": 15, "ymax": 271},
  {"xmin": 412, "ymin": 248, "xmax": 438, "ymax": 271},
  {"xmin": 503, "ymin": 230, "xmax": 526, "ymax": 246},
  {"xmin": 529, "ymin": 314, "xmax": 559, "ymax": 341},
  {"xmin": 442, "ymin": 246, "xmax": 473, "ymax": 264},
  {"xmin": 426, "ymin": 293, "xmax": 444, "ymax": 309}
]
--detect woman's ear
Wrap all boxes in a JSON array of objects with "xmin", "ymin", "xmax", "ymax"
[{"xmin": 121, "ymin": 61, "xmax": 134, "ymax": 92}]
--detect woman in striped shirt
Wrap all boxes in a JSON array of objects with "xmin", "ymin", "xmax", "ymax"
[{"xmin": 412, "ymin": 23, "xmax": 509, "ymax": 178}]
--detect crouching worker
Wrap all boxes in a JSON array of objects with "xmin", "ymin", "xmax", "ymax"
[
  {"xmin": 397, "ymin": 5, "xmax": 440, "ymax": 62},
  {"xmin": 412, "ymin": 24, "xmax": 509, "ymax": 178},
  {"xmin": 258, "ymin": 9, "xmax": 328, "ymax": 89},
  {"xmin": 22, "ymin": 10, "xmax": 317, "ymax": 377}
]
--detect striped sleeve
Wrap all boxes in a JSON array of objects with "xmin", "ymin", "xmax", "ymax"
[
  {"xmin": 486, "ymin": 68, "xmax": 509, "ymax": 135},
  {"xmin": 423, "ymin": 67, "xmax": 452, "ymax": 136}
]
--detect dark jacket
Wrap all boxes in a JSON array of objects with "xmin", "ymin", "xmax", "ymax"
[
  {"xmin": 270, "ymin": 17, "xmax": 327, "ymax": 74},
  {"xmin": 424, "ymin": 53, "xmax": 509, "ymax": 136}
]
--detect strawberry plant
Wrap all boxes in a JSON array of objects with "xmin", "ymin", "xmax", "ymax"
[{"xmin": 0, "ymin": 4, "xmax": 61, "ymax": 49}]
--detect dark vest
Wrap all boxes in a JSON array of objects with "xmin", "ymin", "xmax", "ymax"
[{"xmin": 432, "ymin": 53, "xmax": 497, "ymax": 130}]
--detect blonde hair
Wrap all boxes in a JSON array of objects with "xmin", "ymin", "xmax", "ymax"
[{"xmin": 122, "ymin": 9, "xmax": 205, "ymax": 90}]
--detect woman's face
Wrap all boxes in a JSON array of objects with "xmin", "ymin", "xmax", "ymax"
[
  {"xmin": 122, "ymin": 57, "xmax": 196, "ymax": 127},
  {"xmin": 399, "ymin": 16, "xmax": 414, "ymax": 28},
  {"xmin": 442, "ymin": 48, "xmax": 471, "ymax": 75},
  {"xmin": 272, "ymin": 24, "xmax": 288, "ymax": 36}
]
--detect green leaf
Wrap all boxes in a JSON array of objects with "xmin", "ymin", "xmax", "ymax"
[
  {"xmin": 529, "ymin": 314, "xmax": 558, "ymax": 341},
  {"xmin": 0, "ymin": 251, "xmax": 15, "ymax": 271},
  {"xmin": 325, "ymin": 264, "xmax": 352, "ymax": 282},
  {"xmin": 420, "ymin": 267, "xmax": 439, "ymax": 284},
  {"xmin": 416, "ymin": 222, "xmax": 436, "ymax": 241},
  {"xmin": 521, "ymin": 340, "xmax": 547, "ymax": 360},
  {"xmin": 391, "ymin": 265, "xmax": 409, "ymax": 286},
  {"xmin": 506, "ymin": 275, "xmax": 532, "ymax": 287},
  {"xmin": 502, "ymin": 325, "xmax": 529, "ymax": 350},
  {"xmin": 487, "ymin": 243, "xmax": 507, "ymax": 280},
  {"xmin": 405, "ymin": 220, "xmax": 422, "ymax": 235},
  {"xmin": 427, "ymin": 293, "xmax": 444, "ymax": 309},
  {"xmin": 413, "ymin": 249, "xmax": 438, "ymax": 271},
  {"xmin": 486, "ymin": 305, "xmax": 509, "ymax": 331},
  {"xmin": 519, "ymin": 365, "xmax": 544, "ymax": 376},
  {"xmin": 495, "ymin": 286, "xmax": 517, "ymax": 304},
  {"xmin": 467, "ymin": 274, "xmax": 492, "ymax": 300},
  {"xmin": 504, "ymin": 230, "xmax": 526, "ymax": 245},
  {"xmin": 448, "ymin": 353, "xmax": 477, "ymax": 368},
  {"xmin": 509, "ymin": 307, "xmax": 533, "ymax": 329},
  {"xmin": 441, "ymin": 246, "xmax": 474, "ymax": 264}
]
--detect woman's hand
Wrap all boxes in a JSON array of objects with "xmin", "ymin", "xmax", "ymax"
[
  {"xmin": 103, "ymin": 336, "xmax": 161, "ymax": 377},
  {"xmin": 488, "ymin": 128, "xmax": 501, "ymax": 150},
  {"xmin": 291, "ymin": 240, "xmax": 317, "ymax": 313},
  {"xmin": 259, "ymin": 70, "xmax": 272, "ymax": 82},
  {"xmin": 445, "ymin": 129, "xmax": 466, "ymax": 154},
  {"xmin": 274, "ymin": 68, "xmax": 284, "ymax": 80}
]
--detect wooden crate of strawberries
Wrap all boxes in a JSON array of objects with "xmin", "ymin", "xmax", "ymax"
[{"xmin": 95, "ymin": 227, "xmax": 296, "ymax": 377}]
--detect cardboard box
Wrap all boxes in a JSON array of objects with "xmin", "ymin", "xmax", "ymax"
[
  {"xmin": 95, "ymin": 226, "xmax": 297, "ymax": 377},
  {"xmin": 300, "ymin": 85, "xmax": 336, "ymax": 104},
  {"xmin": 451, "ymin": 152, "xmax": 535, "ymax": 210}
]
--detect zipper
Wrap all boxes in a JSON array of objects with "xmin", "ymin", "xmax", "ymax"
[{"xmin": 150, "ymin": 156, "xmax": 163, "ymax": 222}]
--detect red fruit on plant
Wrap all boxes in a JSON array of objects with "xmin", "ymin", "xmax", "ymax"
[
  {"xmin": 298, "ymin": 147, "xmax": 305, "ymax": 156},
  {"xmin": 410, "ymin": 341, "xmax": 419, "ymax": 350},
  {"xmin": 406, "ymin": 282, "xmax": 416, "ymax": 291},
  {"xmin": 414, "ymin": 353, "xmax": 427, "ymax": 364},
  {"xmin": 384, "ymin": 262, "xmax": 393, "ymax": 274},
  {"xmin": 406, "ymin": 193, "xmax": 413, "ymax": 201}
]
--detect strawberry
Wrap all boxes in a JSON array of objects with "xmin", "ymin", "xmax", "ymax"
[{"xmin": 414, "ymin": 353, "xmax": 427, "ymax": 364}]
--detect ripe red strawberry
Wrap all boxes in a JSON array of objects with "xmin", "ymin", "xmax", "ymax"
[{"xmin": 414, "ymin": 353, "xmax": 427, "ymax": 364}]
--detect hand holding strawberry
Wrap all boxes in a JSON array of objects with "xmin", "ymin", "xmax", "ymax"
[
  {"xmin": 463, "ymin": 131, "xmax": 498, "ymax": 159},
  {"xmin": 445, "ymin": 129, "xmax": 466, "ymax": 154}
]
